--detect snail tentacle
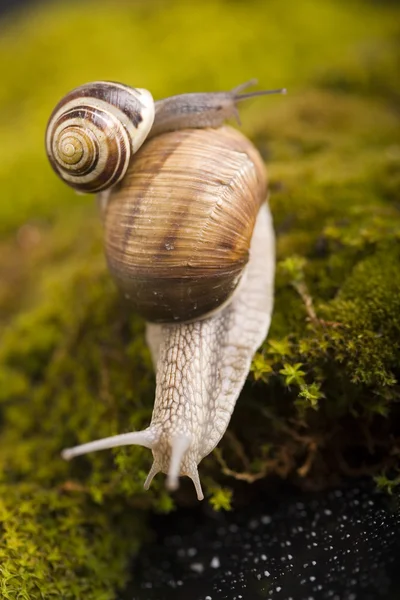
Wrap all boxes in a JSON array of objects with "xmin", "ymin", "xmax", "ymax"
[
  {"xmin": 61, "ymin": 428, "xmax": 157, "ymax": 460},
  {"xmin": 143, "ymin": 461, "xmax": 161, "ymax": 490},
  {"xmin": 166, "ymin": 434, "xmax": 191, "ymax": 492}
]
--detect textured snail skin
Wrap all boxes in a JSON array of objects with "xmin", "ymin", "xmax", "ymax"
[
  {"xmin": 144, "ymin": 204, "xmax": 274, "ymax": 498},
  {"xmin": 62, "ymin": 203, "xmax": 274, "ymax": 500}
]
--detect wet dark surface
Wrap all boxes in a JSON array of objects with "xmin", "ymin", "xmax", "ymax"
[{"xmin": 125, "ymin": 481, "xmax": 400, "ymax": 600}]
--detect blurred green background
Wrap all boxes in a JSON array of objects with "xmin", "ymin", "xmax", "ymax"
[
  {"xmin": 0, "ymin": 1, "xmax": 399, "ymax": 598},
  {"xmin": 0, "ymin": 0, "xmax": 398, "ymax": 233}
]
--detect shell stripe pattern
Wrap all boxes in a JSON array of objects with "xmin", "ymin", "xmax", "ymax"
[
  {"xmin": 104, "ymin": 126, "xmax": 267, "ymax": 322},
  {"xmin": 45, "ymin": 82, "xmax": 155, "ymax": 192}
]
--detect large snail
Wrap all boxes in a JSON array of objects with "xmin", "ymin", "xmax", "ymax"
[{"xmin": 45, "ymin": 80, "xmax": 285, "ymax": 500}]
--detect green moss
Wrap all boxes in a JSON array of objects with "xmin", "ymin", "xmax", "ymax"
[
  {"xmin": 0, "ymin": 484, "xmax": 144, "ymax": 600},
  {"xmin": 0, "ymin": 0, "xmax": 399, "ymax": 596},
  {"xmin": 375, "ymin": 473, "xmax": 400, "ymax": 496},
  {"xmin": 208, "ymin": 485, "xmax": 233, "ymax": 512}
]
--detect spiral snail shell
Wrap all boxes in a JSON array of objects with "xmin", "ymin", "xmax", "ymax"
[
  {"xmin": 45, "ymin": 82, "xmax": 155, "ymax": 192},
  {"xmin": 46, "ymin": 80, "xmax": 285, "ymax": 499},
  {"xmin": 105, "ymin": 126, "xmax": 266, "ymax": 322}
]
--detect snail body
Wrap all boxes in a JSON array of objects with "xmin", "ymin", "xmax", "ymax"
[
  {"xmin": 143, "ymin": 202, "xmax": 274, "ymax": 498},
  {"xmin": 47, "ymin": 80, "xmax": 282, "ymax": 499},
  {"xmin": 45, "ymin": 80, "xmax": 284, "ymax": 193}
]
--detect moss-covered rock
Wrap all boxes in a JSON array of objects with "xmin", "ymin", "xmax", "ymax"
[{"xmin": 0, "ymin": 0, "xmax": 399, "ymax": 597}]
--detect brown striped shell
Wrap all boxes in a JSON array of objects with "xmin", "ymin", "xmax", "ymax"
[
  {"xmin": 104, "ymin": 126, "xmax": 267, "ymax": 323},
  {"xmin": 45, "ymin": 82, "xmax": 155, "ymax": 193}
]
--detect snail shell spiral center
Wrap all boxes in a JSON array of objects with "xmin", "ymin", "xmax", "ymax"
[
  {"xmin": 57, "ymin": 133, "xmax": 84, "ymax": 163},
  {"xmin": 53, "ymin": 125, "xmax": 99, "ymax": 174}
]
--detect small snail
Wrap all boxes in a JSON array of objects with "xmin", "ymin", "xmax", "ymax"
[{"xmin": 46, "ymin": 80, "xmax": 285, "ymax": 500}]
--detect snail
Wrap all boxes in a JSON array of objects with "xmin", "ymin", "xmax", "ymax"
[{"xmin": 45, "ymin": 80, "xmax": 285, "ymax": 500}]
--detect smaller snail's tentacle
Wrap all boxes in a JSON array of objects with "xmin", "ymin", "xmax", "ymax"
[
  {"xmin": 231, "ymin": 78, "xmax": 259, "ymax": 95},
  {"xmin": 229, "ymin": 81, "xmax": 286, "ymax": 125},
  {"xmin": 235, "ymin": 88, "xmax": 287, "ymax": 101},
  {"xmin": 166, "ymin": 434, "xmax": 191, "ymax": 492},
  {"xmin": 143, "ymin": 461, "xmax": 161, "ymax": 490},
  {"xmin": 61, "ymin": 428, "xmax": 157, "ymax": 460},
  {"xmin": 232, "ymin": 79, "xmax": 287, "ymax": 102}
]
